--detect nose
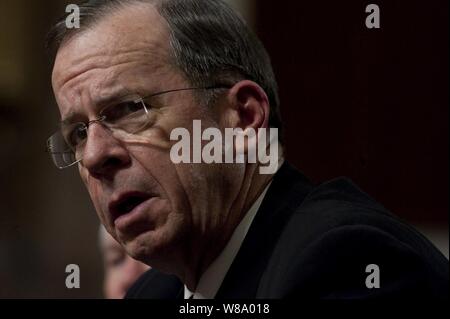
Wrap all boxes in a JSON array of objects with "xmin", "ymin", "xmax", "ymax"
[{"xmin": 81, "ymin": 123, "xmax": 131, "ymax": 178}]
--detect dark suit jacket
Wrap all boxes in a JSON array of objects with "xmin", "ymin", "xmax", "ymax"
[{"xmin": 126, "ymin": 163, "xmax": 449, "ymax": 299}]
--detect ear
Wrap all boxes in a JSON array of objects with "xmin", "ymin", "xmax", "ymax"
[{"xmin": 221, "ymin": 80, "xmax": 270, "ymax": 131}]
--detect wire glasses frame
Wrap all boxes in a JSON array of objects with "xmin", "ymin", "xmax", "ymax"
[{"xmin": 46, "ymin": 85, "xmax": 231, "ymax": 169}]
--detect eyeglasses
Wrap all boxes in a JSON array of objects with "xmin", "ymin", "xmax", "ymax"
[{"xmin": 46, "ymin": 86, "xmax": 231, "ymax": 169}]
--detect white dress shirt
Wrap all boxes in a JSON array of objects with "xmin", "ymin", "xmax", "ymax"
[{"xmin": 184, "ymin": 182, "xmax": 273, "ymax": 299}]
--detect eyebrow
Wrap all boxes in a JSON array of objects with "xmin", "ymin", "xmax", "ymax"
[{"xmin": 60, "ymin": 89, "xmax": 135, "ymax": 126}]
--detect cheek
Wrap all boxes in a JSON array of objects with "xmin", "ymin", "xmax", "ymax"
[
  {"xmin": 81, "ymin": 170, "xmax": 109, "ymax": 225},
  {"xmin": 134, "ymin": 147, "xmax": 190, "ymax": 215},
  {"xmin": 123, "ymin": 126, "xmax": 172, "ymax": 149}
]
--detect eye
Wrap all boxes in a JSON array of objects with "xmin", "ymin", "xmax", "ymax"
[
  {"xmin": 65, "ymin": 124, "xmax": 87, "ymax": 149},
  {"xmin": 102, "ymin": 100, "xmax": 144, "ymax": 123}
]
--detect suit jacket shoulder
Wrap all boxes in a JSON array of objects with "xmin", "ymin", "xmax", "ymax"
[
  {"xmin": 126, "ymin": 268, "xmax": 182, "ymax": 299},
  {"xmin": 217, "ymin": 163, "xmax": 449, "ymax": 298}
]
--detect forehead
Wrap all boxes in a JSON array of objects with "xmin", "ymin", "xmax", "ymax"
[{"xmin": 52, "ymin": 2, "xmax": 172, "ymax": 97}]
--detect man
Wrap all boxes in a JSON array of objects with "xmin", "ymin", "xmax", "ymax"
[
  {"xmin": 99, "ymin": 225, "xmax": 150, "ymax": 299},
  {"xmin": 46, "ymin": 0, "xmax": 448, "ymax": 298}
]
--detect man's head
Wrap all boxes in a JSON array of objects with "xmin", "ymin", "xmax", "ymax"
[
  {"xmin": 48, "ymin": 0, "xmax": 281, "ymax": 286},
  {"xmin": 99, "ymin": 225, "xmax": 150, "ymax": 299}
]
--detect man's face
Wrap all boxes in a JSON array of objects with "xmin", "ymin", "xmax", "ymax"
[{"xmin": 51, "ymin": 4, "xmax": 243, "ymax": 269}]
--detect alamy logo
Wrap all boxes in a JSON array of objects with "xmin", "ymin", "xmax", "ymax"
[
  {"xmin": 365, "ymin": 264, "xmax": 380, "ymax": 289},
  {"xmin": 65, "ymin": 264, "xmax": 80, "ymax": 289},
  {"xmin": 65, "ymin": 4, "xmax": 80, "ymax": 29},
  {"xmin": 170, "ymin": 120, "xmax": 279, "ymax": 175},
  {"xmin": 366, "ymin": 4, "xmax": 381, "ymax": 29}
]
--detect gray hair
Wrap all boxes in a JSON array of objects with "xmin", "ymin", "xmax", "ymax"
[{"xmin": 47, "ymin": 0, "xmax": 283, "ymax": 141}]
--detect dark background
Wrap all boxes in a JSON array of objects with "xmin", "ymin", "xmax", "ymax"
[
  {"xmin": 257, "ymin": 0, "xmax": 449, "ymax": 224},
  {"xmin": 0, "ymin": 0, "xmax": 448, "ymax": 298}
]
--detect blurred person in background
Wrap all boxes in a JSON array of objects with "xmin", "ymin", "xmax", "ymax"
[{"xmin": 99, "ymin": 225, "xmax": 150, "ymax": 299}]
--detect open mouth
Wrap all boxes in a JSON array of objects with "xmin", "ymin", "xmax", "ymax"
[{"xmin": 109, "ymin": 192, "xmax": 151, "ymax": 223}]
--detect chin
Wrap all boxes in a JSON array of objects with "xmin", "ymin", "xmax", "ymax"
[{"xmin": 124, "ymin": 225, "xmax": 182, "ymax": 271}]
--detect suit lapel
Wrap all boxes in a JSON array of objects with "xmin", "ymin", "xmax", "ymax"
[
  {"xmin": 215, "ymin": 163, "xmax": 314, "ymax": 298},
  {"xmin": 176, "ymin": 286, "xmax": 184, "ymax": 299}
]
